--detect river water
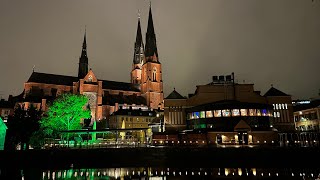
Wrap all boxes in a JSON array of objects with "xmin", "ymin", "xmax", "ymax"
[{"xmin": 1, "ymin": 167, "xmax": 320, "ymax": 179}]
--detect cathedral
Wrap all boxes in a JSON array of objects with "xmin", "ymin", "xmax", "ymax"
[{"xmin": 13, "ymin": 5, "xmax": 164, "ymax": 129}]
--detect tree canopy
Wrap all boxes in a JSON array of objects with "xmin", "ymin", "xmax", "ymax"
[
  {"xmin": 40, "ymin": 93, "xmax": 91, "ymax": 139},
  {"xmin": 5, "ymin": 105, "xmax": 42, "ymax": 150}
]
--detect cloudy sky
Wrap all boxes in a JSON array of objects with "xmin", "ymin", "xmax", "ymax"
[{"xmin": 1, "ymin": 0, "xmax": 320, "ymax": 100}]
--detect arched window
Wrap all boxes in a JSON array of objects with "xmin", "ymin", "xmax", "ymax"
[
  {"xmin": 152, "ymin": 67, "xmax": 157, "ymax": 81},
  {"xmin": 88, "ymin": 75, "xmax": 93, "ymax": 82}
]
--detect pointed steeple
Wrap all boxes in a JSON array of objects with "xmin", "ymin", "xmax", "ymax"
[
  {"xmin": 81, "ymin": 28, "xmax": 87, "ymax": 58},
  {"xmin": 133, "ymin": 10, "xmax": 144, "ymax": 64},
  {"xmin": 78, "ymin": 30, "xmax": 89, "ymax": 79},
  {"xmin": 145, "ymin": 3, "xmax": 158, "ymax": 61}
]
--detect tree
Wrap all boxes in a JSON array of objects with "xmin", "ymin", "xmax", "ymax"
[
  {"xmin": 5, "ymin": 105, "xmax": 42, "ymax": 150},
  {"xmin": 40, "ymin": 93, "xmax": 91, "ymax": 144}
]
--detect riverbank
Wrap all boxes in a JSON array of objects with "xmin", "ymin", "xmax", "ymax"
[{"xmin": 0, "ymin": 147, "xmax": 319, "ymax": 169}]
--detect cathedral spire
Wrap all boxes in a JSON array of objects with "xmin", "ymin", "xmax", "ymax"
[
  {"xmin": 78, "ymin": 30, "xmax": 89, "ymax": 79},
  {"xmin": 145, "ymin": 2, "xmax": 158, "ymax": 61},
  {"xmin": 81, "ymin": 27, "xmax": 87, "ymax": 58},
  {"xmin": 133, "ymin": 10, "xmax": 144, "ymax": 64}
]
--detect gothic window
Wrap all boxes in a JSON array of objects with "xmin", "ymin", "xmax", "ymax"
[
  {"xmin": 152, "ymin": 67, "xmax": 157, "ymax": 82},
  {"xmin": 88, "ymin": 75, "xmax": 93, "ymax": 82}
]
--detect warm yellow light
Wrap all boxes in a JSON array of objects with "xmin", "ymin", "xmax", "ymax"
[
  {"xmin": 225, "ymin": 168, "xmax": 229, "ymax": 176},
  {"xmin": 252, "ymin": 168, "xmax": 256, "ymax": 176}
]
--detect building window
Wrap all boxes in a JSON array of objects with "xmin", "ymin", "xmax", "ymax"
[
  {"xmin": 262, "ymin": 109, "xmax": 267, "ymax": 116},
  {"xmin": 277, "ymin": 112, "xmax": 280, "ymax": 117},
  {"xmin": 240, "ymin": 109, "xmax": 247, "ymax": 116},
  {"xmin": 257, "ymin": 109, "xmax": 261, "ymax": 116},
  {"xmin": 206, "ymin": 111, "xmax": 213, "ymax": 118},
  {"xmin": 285, "ymin": 104, "xmax": 288, "ymax": 109},
  {"xmin": 193, "ymin": 112, "xmax": 200, "ymax": 119},
  {"xmin": 222, "ymin": 109, "xmax": 231, "ymax": 117},
  {"xmin": 214, "ymin": 110, "xmax": 221, "ymax": 117},
  {"xmin": 88, "ymin": 75, "xmax": 93, "ymax": 82},
  {"xmin": 232, "ymin": 109, "xmax": 240, "ymax": 116},
  {"xmin": 282, "ymin": 104, "xmax": 285, "ymax": 109},
  {"xmin": 200, "ymin": 111, "xmax": 205, "ymax": 118},
  {"xmin": 152, "ymin": 67, "xmax": 157, "ymax": 81},
  {"xmin": 249, "ymin": 109, "xmax": 256, "ymax": 116}
]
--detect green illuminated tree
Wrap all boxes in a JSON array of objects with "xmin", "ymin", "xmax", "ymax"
[{"xmin": 40, "ymin": 93, "xmax": 91, "ymax": 143}]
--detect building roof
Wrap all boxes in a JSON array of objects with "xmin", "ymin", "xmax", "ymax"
[
  {"xmin": 165, "ymin": 89, "xmax": 186, "ymax": 99},
  {"xmin": 264, "ymin": 87, "xmax": 290, "ymax": 97},
  {"xmin": 27, "ymin": 72, "xmax": 78, "ymax": 86},
  {"xmin": 101, "ymin": 80, "xmax": 140, "ymax": 92},
  {"xmin": 27, "ymin": 72, "xmax": 140, "ymax": 92},
  {"xmin": 102, "ymin": 94, "xmax": 146, "ymax": 106}
]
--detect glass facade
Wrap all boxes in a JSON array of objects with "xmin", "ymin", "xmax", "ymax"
[{"xmin": 188, "ymin": 108, "xmax": 272, "ymax": 120}]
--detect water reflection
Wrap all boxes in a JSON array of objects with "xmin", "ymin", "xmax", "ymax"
[{"xmin": 1, "ymin": 167, "xmax": 319, "ymax": 180}]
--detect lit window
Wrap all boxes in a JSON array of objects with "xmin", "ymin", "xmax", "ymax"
[
  {"xmin": 274, "ymin": 112, "xmax": 277, "ymax": 117},
  {"xmin": 232, "ymin": 109, "xmax": 240, "ymax": 116},
  {"xmin": 214, "ymin": 110, "xmax": 221, "ymax": 117},
  {"xmin": 285, "ymin": 104, "xmax": 288, "ymax": 109},
  {"xmin": 200, "ymin": 111, "xmax": 205, "ymax": 118},
  {"xmin": 240, "ymin": 109, "xmax": 247, "ymax": 116},
  {"xmin": 262, "ymin": 109, "xmax": 267, "ymax": 116},
  {"xmin": 193, "ymin": 112, "xmax": 200, "ymax": 119},
  {"xmin": 206, "ymin": 111, "xmax": 213, "ymax": 118},
  {"xmin": 273, "ymin": 104, "xmax": 275, "ymax": 109},
  {"xmin": 275, "ymin": 104, "xmax": 278, "ymax": 109},
  {"xmin": 257, "ymin": 109, "xmax": 261, "ymax": 116},
  {"xmin": 152, "ymin": 67, "xmax": 157, "ymax": 81},
  {"xmin": 222, "ymin": 109, "xmax": 231, "ymax": 117},
  {"xmin": 249, "ymin": 109, "xmax": 256, "ymax": 116},
  {"xmin": 88, "ymin": 75, "xmax": 93, "ymax": 82},
  {"xmin": 282, "ymin": 104, "xmax": 285, "ymax": 109},
  {"xmin": 277, "ymin": 112, "xmax": 280, "ymax": 117}
]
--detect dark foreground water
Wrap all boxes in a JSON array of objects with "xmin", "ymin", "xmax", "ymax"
[
  {"xmin": 1, "ymin": 147, "xmax": 320, "ymax": 179},
  {"xmin": 1, "ymin": 167, "xmax": 320, "ymax": 179}
]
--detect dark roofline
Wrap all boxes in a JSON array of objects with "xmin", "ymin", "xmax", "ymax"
[{"xmin": 264, "ymin": 87, "xmax": 290, "ymax": 97}]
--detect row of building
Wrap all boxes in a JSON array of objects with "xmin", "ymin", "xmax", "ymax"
[{"xmin": 0, "ymin": 4, "xmax": 319, "ymax": 146}]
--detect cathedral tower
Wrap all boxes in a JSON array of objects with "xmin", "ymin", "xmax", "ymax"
[
  {"xmin": 141, "ymin": 4, "xmax": 164, "ymax": 110},
  {"xmin": 131, "ymin": 11, "xmax": 144, "ymax": 85},
  {"xmin": 78, "ymin": 31, "xmax": 88, "ymax": 79}
]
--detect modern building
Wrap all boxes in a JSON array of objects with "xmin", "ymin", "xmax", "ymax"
[
  {"xmin": 293, "ymin": 98, "xmax": 320, "ymax": 132},
  {"xmin": 10, "ymin": 4, "xmax": 164, "ymax": 129},
  {"xmin": 162, "ymin": 73, "xmax": 293, "ymax": 145}
]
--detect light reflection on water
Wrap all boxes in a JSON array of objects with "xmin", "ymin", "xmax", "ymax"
[{"xmin": 38, "ymin": 167, "xmax": 320, "ymax": 180}]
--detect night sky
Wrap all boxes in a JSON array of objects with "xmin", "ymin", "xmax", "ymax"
[{"xmin": 1, "ymin": 0, "xmax": 320, "ymax": 100}]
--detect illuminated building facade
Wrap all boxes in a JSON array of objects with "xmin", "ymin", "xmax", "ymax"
[
  {"xmin": 10, "ymin": 5, "xmax": 163, "ymax": 129},
  {"xmin": 108, "ymin": 108, "xmax": 157, "ymax": 142},
  {"xmin": 293, "ymin": 99, "xmax": 320, "ymax": 131},
  {"xmin": 163, "ymin": 73, "xmax": 293, "ymax": 145}
]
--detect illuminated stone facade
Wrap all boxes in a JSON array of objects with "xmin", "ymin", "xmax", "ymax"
[{"xmin": 131, "ymin": 5, "xmax": 164, "ymax": 110}]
